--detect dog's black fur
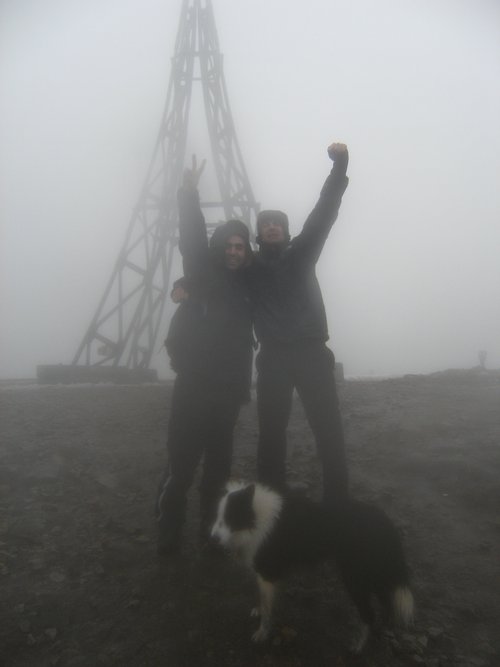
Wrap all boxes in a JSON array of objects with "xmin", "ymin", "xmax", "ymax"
[{"xmin": 212, "ymin": 482, "xmax": 414, "ymax": 651}]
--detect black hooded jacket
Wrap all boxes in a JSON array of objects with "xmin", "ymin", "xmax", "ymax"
[
  {"xmin": 249, "ymin": 163, "xmax": 348, "ymax": 346},
  {"xmin": 167, "ymin": 187, "xmax": 254, "ymax": 400}
]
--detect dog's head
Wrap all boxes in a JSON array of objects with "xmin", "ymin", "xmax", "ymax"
[
  {"xmin": 211, "ymin": 481, "xmax": 256, "ymax": 548},
  {"xmin": 211, "ymin": 481, "xmax": 283, "ymax": 557}
]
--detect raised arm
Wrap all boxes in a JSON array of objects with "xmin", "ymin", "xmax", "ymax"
[
  {"xmin": 292, "ymin": 143, "xmax": 349, "ymax": 263},
  {"xmin": 177, "ymin": 155, "xmax": 208, "ymax": 279}
]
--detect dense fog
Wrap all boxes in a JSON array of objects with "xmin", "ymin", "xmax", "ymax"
[{"xmin": 1, "ymin": 0, "xmax": 499, "ymax": 379}]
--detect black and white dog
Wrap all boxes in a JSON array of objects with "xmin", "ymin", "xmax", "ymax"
[{"xmin": 211, "ymin": 481, "xmax": 414, "ymax": 653}]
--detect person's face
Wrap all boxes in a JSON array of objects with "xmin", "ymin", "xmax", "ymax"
[
  {"xmin": 225, "ymin": 234, "xmax": 246, "ymax": 270},
  {"xmin": 258, "ymin": 220, "xmax": 285, "ymax": 244}
]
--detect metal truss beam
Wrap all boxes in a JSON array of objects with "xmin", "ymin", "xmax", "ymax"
[{"xmin": 72, "ymin": 0, "xmax": 259, "ymax": 372}]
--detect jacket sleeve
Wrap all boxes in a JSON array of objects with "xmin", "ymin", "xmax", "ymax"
[
  {"xmin": 291, "ymin": 164, "xmax": 349, "ymax": 264},
  {"xmin": 177, "ymin": 186, "xmax": 209, "ymax": 279}
]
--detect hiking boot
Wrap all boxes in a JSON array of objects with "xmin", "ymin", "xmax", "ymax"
[{"xmin": 155, "ymin": 476, "xmax": 186, "ymax": 557}]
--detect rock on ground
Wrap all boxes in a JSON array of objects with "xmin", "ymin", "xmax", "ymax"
[{"xmin": 1, "ymin": 370, "xmax": 499, "ymax": 666}]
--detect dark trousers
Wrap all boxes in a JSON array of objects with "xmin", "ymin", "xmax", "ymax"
[
  {"xmin": 156, "ymin": 374, "xmax": 241, "ymax": 537},
  {"xmin": 256, "ymin": 341, "xmax": 348, "ymax": 508}
]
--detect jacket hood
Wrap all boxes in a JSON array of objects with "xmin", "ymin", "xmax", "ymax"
[{"xmin": 210, "ymin": 219, "xmax": 253, "ymax": 267}]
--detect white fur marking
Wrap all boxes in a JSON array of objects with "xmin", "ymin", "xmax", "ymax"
[
  {"xmin": 212, "ymin": 481, "xmax": 283, "ymax": 568},
  {"xmin": 352, "ymin": 623, "xmax": 370, "ymax": 654},
  {"xmin": 393, "ymin": 586, "xmax": 414, "ymax": 626},
  {"xmin": 252, "ymin": 575, "xmax": 275, "ymax": 642}
]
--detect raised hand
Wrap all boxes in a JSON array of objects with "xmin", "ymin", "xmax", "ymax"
[
  {"xmin": 183, "ymin": 154, "xmax": 206, "ymax": 190},
  {"xmin": 327, "ymin": 142, "xmax": 348, "ymax": 172}
]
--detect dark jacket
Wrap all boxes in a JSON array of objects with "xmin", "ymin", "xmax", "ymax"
[
  {"xmin": 250, "ymin": 164, "xmax": 348, "ymax": 346},
  {"xmin": 167, "ymin": 187, "xmax": 254, "ymax": 400},
  {"xmin": 165, "ymin": 296, "xmax": 204, "ymax": 375}
]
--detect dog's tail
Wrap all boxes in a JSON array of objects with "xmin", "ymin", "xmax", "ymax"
[{"xmin": 392, "ymin": 586, "xmax": 414, "ymax": 627}]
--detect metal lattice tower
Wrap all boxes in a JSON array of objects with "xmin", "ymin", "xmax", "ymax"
[{"xmin": 72, "ymin": 0, "xmax": 259, "ymax": 374}]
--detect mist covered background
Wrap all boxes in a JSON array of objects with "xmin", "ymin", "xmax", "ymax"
[{"xmin": 1, "ymin": 0, "xmax": 499, "ymax": 380}]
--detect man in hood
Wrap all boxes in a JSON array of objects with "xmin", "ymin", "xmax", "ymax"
[
  {"xmin": 156, "ymin": 158, "xmax": 254, "ymax": 556},
  {"xmin": 249, "ymin": 142, "xmax": 349, "ymax": 509}
]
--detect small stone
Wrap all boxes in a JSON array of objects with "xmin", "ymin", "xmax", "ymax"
[
  {"xmin": 65, "ymin": 656, "xmax": 88, "ymax": 666},
  {"xmin": 281, "ymin": 626, "xmax": 297, "ymax": 641},
  {"xmin": 134, "ymin": 534, "xmax": 150, "ymax": 543},
  {"xmin": 478, "ymin": 641, "xmax": 495, "ymax": 655},
  {"xmin": 126, "ymin": 598, "xmax": 140, "ymax": 609},
  {"xmin": 19, "ymin": 620, "xmax": 31, "ymax": 633},
  {"xmin": 49, "ymin": 571, "xmax": 66, "ymax": 583},
  {"xmin": 95, "ymin": 473, "xmax": 118, "ymax": 490},
  {"xmin": 44, "ymin": 627, "xmax": 58, "ymax": 640},
  {"xmin": 427, "ymin": 660, "xmax": 440, "ymax": 667},
  {"xmin": 390, "ymin": 638, "xmax": 402, "ymax": 651},
  {"xmin": 428, "ymin": 626, "xmax": 444, "ymax": 640},
  {"xmin": 26, "ymin": 633, "xmax": 37, "ymax": 646}
]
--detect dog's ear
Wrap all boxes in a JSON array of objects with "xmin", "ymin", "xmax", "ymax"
[
  {"xmin": 243, "ymin": 483, "xmax": 255, "ymax": 503},
  {"xmin": 225, "ymin": 483, "xmax": 256, "ymax": 530}
]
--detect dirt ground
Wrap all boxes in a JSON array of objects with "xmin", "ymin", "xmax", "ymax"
[{"xmin": 1, "ymin": 369, "xmax": 499, "ymax": 667}]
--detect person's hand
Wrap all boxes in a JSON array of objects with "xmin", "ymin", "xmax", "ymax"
[
  {"xmin": 183, "ymin": 154, "xmax": 206, "ymax": 190},
  {"xmin": 171, "ymin": 285, "xmax": 189, "ymax": 304},
  {"xmin": 327, "ymin": 142, "xmax": 348, "ymax": 171}
]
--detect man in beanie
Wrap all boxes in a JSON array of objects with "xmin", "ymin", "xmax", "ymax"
[
  {"xmin": 250, "ymin": 142, "xmax": 349, "ymax": 509},
  {"xmin": 155, "ymin": 157, "xmax": 254, "ymax": 555}
]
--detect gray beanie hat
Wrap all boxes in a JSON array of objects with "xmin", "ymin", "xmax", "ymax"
[{"xmin": 256, "ymin": 209, "xmax": 290, "ymax": 245}]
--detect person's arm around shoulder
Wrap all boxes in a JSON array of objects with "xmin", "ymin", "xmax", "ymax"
[{"xmin": 293, "ymin": 142, "xmax": 349, "ymax": 262}]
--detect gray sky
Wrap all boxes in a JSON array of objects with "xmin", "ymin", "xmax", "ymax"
[{"xmin": 1, "ymin": 0, "xmax": 499, "ymax": 379}]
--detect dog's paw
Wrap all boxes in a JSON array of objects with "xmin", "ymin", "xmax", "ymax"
[
  {"xmin": 250, "ymin": 607, "xmax": 260, "ymax": 618},
  {"xmin": 252, "ymin": 626, "xmax": 269, "ymax": 643}
]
